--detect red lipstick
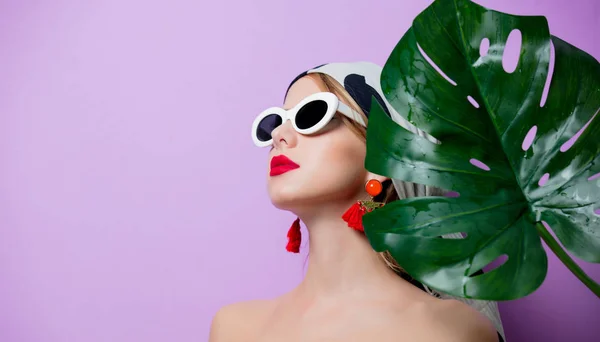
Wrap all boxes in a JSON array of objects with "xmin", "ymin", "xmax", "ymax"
[{"xmin": 270, "ymin": 155, "xmax": 300, "ymax": 176}]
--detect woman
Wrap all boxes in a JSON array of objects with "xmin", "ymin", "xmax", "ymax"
[{"xmin": 210, "ymin": 62, "xmax": 505, "ymax": 342}]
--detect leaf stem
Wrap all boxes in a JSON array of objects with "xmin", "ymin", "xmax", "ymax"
[{"xmin": 535, "ymin": 223, "xmax": 600, "ymax": 298}]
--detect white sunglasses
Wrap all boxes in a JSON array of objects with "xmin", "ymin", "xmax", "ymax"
[{"xmin": 251, "ymin": 92, "xmax": 366, "ymax": 147}]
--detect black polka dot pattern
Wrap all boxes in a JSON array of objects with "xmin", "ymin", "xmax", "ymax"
[
  {"xmin": 284, "ymin": 63, "xmax": 392, "ymax": 119},
  {"xmin": 342, "ymin": 73, "xmax": 391, "ymax": 118}
]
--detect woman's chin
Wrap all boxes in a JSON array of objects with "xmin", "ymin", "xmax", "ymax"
[
  {"xmin": 269, "ymin": 196, "xmax": 300, "ymax": 211},
  {"xmin": 268, "ymin": 191, "xmax": 314, "ymax": 212}
]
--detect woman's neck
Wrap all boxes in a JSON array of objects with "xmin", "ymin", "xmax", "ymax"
[{"xmin": 294, "ymin": 210, "xmax": 408, "ymax": 300}]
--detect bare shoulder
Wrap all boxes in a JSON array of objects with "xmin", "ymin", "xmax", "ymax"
[
  {"xmin": 410, "ymin": 298, "xmax": 499, "ymax": 342},
  {"xmin": 208, "ymin": 299, "xmax": 275, "ymax": 342}
]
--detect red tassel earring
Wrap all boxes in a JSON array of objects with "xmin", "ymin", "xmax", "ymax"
[
  {"xmin": 286, "ymin": 217, "xmax": 301, "ymax": 253},
  {"xmin": 342, "ymin": 179, "xmax": 384, "ymax": 232}
]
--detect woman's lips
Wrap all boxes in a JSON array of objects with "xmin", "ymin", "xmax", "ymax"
[{"xmin": 270, "ymin": 155, "xmax": 300, "ymax": 176}]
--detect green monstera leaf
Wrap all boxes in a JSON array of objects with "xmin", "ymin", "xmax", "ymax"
[{"xmin": 363, "ymin": 0, "xmax": 600, "ymax": 300}]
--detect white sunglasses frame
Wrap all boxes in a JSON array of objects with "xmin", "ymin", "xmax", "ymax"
[{"xmin": 251, "ymin": 92, "xmax": 366, "ymax": 147}]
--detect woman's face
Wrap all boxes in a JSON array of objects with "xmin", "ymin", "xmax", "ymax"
[{"xmin": 266, "ymin": 75, "xmax": 369, "ymax": 210}]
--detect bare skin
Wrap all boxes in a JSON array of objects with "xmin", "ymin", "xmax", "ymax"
[
  {"xmin": 209, "ymin": 228, "xmax": 498, "ymax": 342},
  {"xmin": 209, "ymin": 75, "xmax": 498, "ymax": 342}
]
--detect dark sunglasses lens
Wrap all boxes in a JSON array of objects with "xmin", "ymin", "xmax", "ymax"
[
  {"xmin": 256, "ymin": 114, "xmax": 282, "ymax": 142},
  {"xmin": 295, "ymin": 100, "xmax": 328, "ymax": 130}
]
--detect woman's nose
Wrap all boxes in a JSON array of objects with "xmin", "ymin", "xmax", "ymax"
[{"xmin": 271, "ymin": 120, "xmax": 297, "ymax": 149}]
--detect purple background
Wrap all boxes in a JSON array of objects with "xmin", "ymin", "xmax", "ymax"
[{"xmin": 1, "ymin": 0, "xmax": 598, "ymax": 341}]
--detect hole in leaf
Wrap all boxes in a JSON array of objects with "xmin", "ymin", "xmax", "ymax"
[
  {"xmin": 589, "ymin": 172, "xmax": 600, "ymax": 181},
  {"xmin": 467, "ymin": 95, "xmax": 480, "ymax": 108},
  {"xmin": 538, "ymin": 173, "xmax": 550, "ymax": 186},
  {"xmin": 417, "ymin": 42, "xmax": 458, "ymax": 86},
  {"xmin": 470, "ymin": 158, "xmax": 490, "ymax": 171},
  {"xmin": 559, "ymin": 108, "xmax": 599, "ymax": 152},
  {"xmin": 595, "ymin": 208, "xmax": 600, "ymax": 215},
  {"xmin": 467, "ymin": 254, "xmax": 508, "ymax": 277},
  {"xmin": 502, "ymin": 29, "xmax": 522, "ymax": 73},
  {"xmin": 483, "ymin": 254, "xmax": 509, "ymax": 274},
  {"xmin": 479, "ymin": 37, "xmax": 490, "ymax": 57},
  {"xmin": 522, "ymin": 125, "xmax": 537, "ymax": 151},
  {"xmin": 445, "ymin": 191, "xmax": 460, "ymax": 198},
  {"xmin": 438, "ymin": 232, "xmax": 468, "ymax": 239},
  {"xmin": 540, "ymin": 40, "xmax": 555, "ymax": 107}
]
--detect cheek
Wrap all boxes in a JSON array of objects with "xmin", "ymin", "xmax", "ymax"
[
  {"xmin": 303, "ymin": 135, "xmax": 366, "ymax": 193},
  {"xmin": 266, "ymin": 130, "xmax": 367, "ymax": 206}
]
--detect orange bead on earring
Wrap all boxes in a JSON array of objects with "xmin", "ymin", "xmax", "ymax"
[
  {"xmin": 365, "ymin": 179, "xmax": 382, "ymax": 197},
  {"xmin": 342, "ymin": 179, "xmax": 385, "ymax": 232}
]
